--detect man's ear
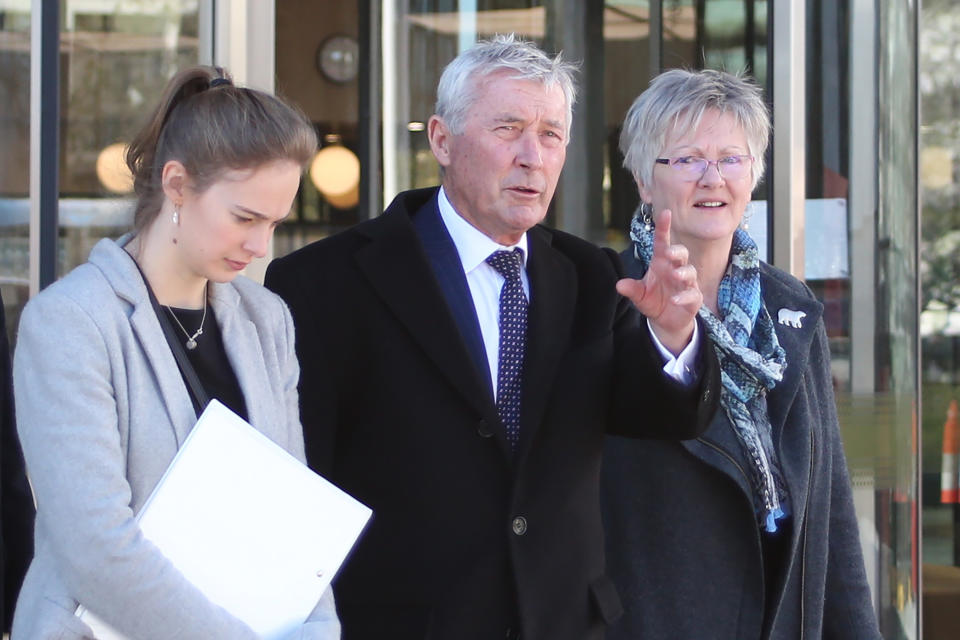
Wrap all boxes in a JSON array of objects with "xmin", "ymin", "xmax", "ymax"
[
  {"xmin": 161, "ymin": 160, "xmax": 189, "ymax": 204},
  {"xmin": 427, "ymin": 115, "xmax": 453, "ymax": 168}
]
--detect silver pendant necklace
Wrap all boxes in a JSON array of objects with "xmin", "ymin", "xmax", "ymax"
[{"xmin": 164, "ymin": 285, "xmax": 207, "ymax": 350}]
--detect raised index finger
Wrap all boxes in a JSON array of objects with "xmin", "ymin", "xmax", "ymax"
[{"xmin": 652, "ymin": 207, "xmax": 673, "ymax": 256}]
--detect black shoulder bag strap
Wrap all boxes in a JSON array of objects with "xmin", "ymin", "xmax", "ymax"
[{"xmin": 124, "ymin": 249, "xmax": 210, "ymax": 415}]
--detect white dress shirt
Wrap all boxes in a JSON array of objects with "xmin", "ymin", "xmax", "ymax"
[{"xmin": 436, "ymin": 187, "xmax": 698, "ymax": 393}]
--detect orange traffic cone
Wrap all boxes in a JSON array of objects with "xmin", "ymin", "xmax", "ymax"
[{"xmin": 941, "ymin": 399, "xmax": 959, "ymax": 503}]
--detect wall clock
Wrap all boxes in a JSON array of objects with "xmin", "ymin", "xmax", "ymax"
[{"xmin": 317, "ymin": 35, "xmax": 359, "ymax": 84}]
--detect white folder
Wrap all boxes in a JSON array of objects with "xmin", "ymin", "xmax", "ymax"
[{"xmin": 77, "ymin": 400, "xmax": 372, "ymax": 639}]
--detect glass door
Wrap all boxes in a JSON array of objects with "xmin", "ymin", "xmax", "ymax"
[
  {"xmin": 56, "ymin": 1, "xmax": 203, "ymax": 277},
  {"xmin": 920, "ymin": 1, "xmax": 960, "ymax": 638},
  {"xmin": 0, "ymin": 4, "xmax": 31, "ymax": 344}
]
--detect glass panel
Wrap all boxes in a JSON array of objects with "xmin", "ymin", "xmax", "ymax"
[
  {"xmin": 604, "ymin": 1, "xmax": 654, "ymax": 245},
  {"xmin": 805, "ymin": 0, "xmax": 851, "ymax": 390},
  {"xmin": 275, "ymin": 1, "xmax": 554, "ymax": 258},
  {"xmin": 920, "ymin": 1, "xmax": 960, "ymax": 638},
  {"xmin": 383, "ymin": 1, "xmax": 545, "ymax": 203},
  {"xmin": 0, "ymin": 4, "xmax": 31, "ymax": 345},
  {"xmin": 275, "ymin": 2, "xmax": 363, "ymax": 255},
  {"xmin": 59, "ymin": 1, "xmax": 201, "ymax": 275},
  {"xmin": 604, "ymin": 0, "xmax": 769, "ymax": 250},
  {"xmin": 662, "ymin": 0, "xmax": 768, "ymax": 81},
  {"xmin": 372, "ymin": 1, "xmax": 770, "ymax": 251},
  {"xmin": 872, "ymin": 1, "xmax": 919, "ymax": 634},
  {"xmin": 810, "ymin": 0, "xmax": 920, "ymax": 636}
]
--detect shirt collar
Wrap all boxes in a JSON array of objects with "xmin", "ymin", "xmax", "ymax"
[{"xmin": 437, "ymin": 186, "xmax": 529, "ymax": 274}]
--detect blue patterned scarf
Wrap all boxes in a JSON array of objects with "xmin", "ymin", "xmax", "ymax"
[{"xmin": 630, "ymin": 210, "xmax": 790, "ymax": 532}]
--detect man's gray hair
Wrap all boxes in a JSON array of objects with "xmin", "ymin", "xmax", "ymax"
[
  {"xmin": 619, "ymin": 69, "xmax": 770, "ymax": 190},
  {"xmin": 435, "ymin": 33, "xmax": 579, "ymax": 141}
]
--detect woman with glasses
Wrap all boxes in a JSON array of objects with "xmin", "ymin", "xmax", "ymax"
[{"xmin": 600, "ymin": 69, "xmax": 881, "ymax": 639}]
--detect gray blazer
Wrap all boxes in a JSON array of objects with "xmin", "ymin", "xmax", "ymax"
[
  {"xmin": 11, "ymin": 238, "xmax": 339, "ymax": 639},
  {"xmin": 601, "ymin": 258, "xmax": 881, "ymax": 639}
]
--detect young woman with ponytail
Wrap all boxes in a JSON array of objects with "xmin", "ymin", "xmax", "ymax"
[{"xmin": 11, "ymin": 66, "xmax": 339, "ymax": 639}]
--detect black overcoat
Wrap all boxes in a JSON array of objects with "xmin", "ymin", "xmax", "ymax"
[
  {"xmin": 0, "ymin": 289, "xmax": 34, "ymax": 631},
  {"xmin": 265, "ymin": 188, "xmax": 720, "ymax": 640}
]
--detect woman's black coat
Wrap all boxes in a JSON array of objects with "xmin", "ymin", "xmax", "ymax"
[{"xmin": 601, "ymin": 256, "xmax": 881, "ymax": 639}]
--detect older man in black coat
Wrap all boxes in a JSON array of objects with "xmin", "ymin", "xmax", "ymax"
[{"xmin": 266, "ymin": 35, "xmax": 720, "ymax": 640}]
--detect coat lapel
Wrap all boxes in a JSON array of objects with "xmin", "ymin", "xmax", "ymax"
[
  {"xmin": 516, "ymin": 225, "xmax": 576, "ymax": 457},
  {"xmin": 90, "ymin": 238, "xmax": 198, "ymax": 447},
  {"xmin": 127, "ymin": 303, "xmax": 198, "ymax": 447},
  {"xmin": 680, "ymin": 268, "xmax": 823, "ymax": 529},
  {"xmin": 412, "ymin": 197, "xmax": 493, "ymax": 395},
  {"xmin": 681, "ymin": 414, "xmax": 755, "ymax": 499},
  {"xmin": 762, "ymin": 272, "xmax": 821, "ymax": 440},
  {"xmin": 210, "ymin": 283, "xmax": 276, "ymax": 435},
  {"xmin": 761, "ymin": 267, "xmax": 823, "ymax": 525},
  {"xmin": 354, "ymin": 196, "xmax": 499, "ymax": 428}
]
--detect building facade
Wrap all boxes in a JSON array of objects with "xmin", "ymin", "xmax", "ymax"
[{"xmin": 4, "ymin": 1, "xmax": 957, "ymax": 637}]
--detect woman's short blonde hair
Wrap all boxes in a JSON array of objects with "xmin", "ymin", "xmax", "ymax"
[{"xmin": 620, "ymin": 69, "xmax": 770, "ymax": 190}]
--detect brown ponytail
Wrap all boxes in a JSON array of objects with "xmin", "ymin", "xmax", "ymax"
[{"xmin": 125, "ymin": 66, "xmax": 317, "ymax": 234}]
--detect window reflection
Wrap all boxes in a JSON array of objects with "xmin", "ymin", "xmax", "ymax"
[
  {"xmin": 607, "ymin": 1, "xmax": 769, "ymax": 247},
  {"xmin": 385, "ymin": 1, "xmax": 545, "ymax": 205},
  {"xmin": 0, "ymin": 7, "xmax": 30, "ymax": 345},
  {"xmin": 921, "ymin": 0, "xmax": 960, "ymax": 637},
  {"xmin": 661, "ymin": 0, "xmax": 768, "ymax": 77},
  {"xmin": 274, "ymin": 2, "xmax": 363, "ymax": 254},
  {"xmin": 58, "ymin": 1, "xmax": 200, "ymax": 275}
]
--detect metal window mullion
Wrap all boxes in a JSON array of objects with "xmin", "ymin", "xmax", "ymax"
[
  {"xmin": 848, "ymin": 0, "xmax": 876, "ymax": 395},
  {"xmin": 547, "ymin": 0, "xmax": 604, "ymax": 242},
  {"xmin": 771, "ymin": 0, "xmax": 805, "ymax": 277},
  {"xmin": 359, "ymin": 0, "xmax": 382, "ymax": 220},
  {"xmin": 199, "ymin": 0, "xmax": 215, "ymax": 65},
  {"xmin": 911, "ymin": 1, "xmax": 922, "ymax": 635},
  {"xmin": 381, "ymin": 0, "xmax": 406, "ymax": 208},
  {"xmin": 212, "ymin": 0, "xmax": 276, "ymax": 282},
  {"xmin": 29, "ymin": 0, "xmax": 60, "ymax": 295},
  {"xmin": 649, "ymin": 0, "xmax": 662, "ymax": 77}
]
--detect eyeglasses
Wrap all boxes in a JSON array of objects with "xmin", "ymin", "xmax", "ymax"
[{"xmin": 654, "ymin": 155, "xmax": 754, "ymax": 182}]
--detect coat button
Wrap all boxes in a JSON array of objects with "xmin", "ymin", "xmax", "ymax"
[
  {"xmin": 511, "ymin": 516, "xmax": 527, "ymax": 536},
  {"xmin": 477, "ymin": 419, "xmax": 494, "ymax": 438}
]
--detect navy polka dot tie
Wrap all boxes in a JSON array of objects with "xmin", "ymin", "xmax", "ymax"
[{"xmin": 486, "ymin": 248, "xmax": 528, "ymax": 451}]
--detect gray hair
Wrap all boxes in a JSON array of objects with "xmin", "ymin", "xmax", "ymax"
[
  {"xmin": 435, "ymin": 33, "xmax": 579, "ymax": 141},
  {"xmin": 619, "ymin": 69, "xmax": 770, "ymax": 190}
]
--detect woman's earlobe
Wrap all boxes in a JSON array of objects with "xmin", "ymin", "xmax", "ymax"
[{"xmin": 637, "ymin": 180, "xmax": 653, "ymax": 205}]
